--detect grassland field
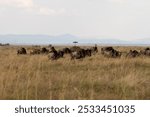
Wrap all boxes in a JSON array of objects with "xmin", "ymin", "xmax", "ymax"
[{"xmin": 0, "ymin": 45, "xmax": 150, "ymax": 100}]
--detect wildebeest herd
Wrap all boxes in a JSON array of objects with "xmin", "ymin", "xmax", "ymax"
[
  {"xmin": 17, "ymin": 45, "xmax": 150, "ymax": 60},
  {"xmin": 101, "ymin": 47, "xmax": 150, "ymax": 58},
  {"xmin": 0, "ymin": 43, "xmax": 10, "ymax": 46}
]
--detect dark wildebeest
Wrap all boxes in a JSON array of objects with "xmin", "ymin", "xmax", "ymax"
[
  {"xmin": 48, "ymin": 52, "xmax": 59, "ymax": 60},
  {"xmin": 70, "ymin": 46, "xmax": 93, "ymax": 59},
  {"xmin": 126, "ymin": 50, "xmax": 140, "ymax": 58},
  {"xmin": 49, "ymin": 46, "xmax": 57, "ymax": 53},
  {"xmin": 48, "ymin": 46, "xmax": 60, "ymax": 60},
  {"xmin": 70, "ymin": 48, "xmax": 88, "ymax": 59},
  {"xmin": 57, "ymin": 50, "xmax": 64, "ymax": 58},
  {"xmin": 17, "ymin": 48, "xmax": 27, "ymax": 55},
  {"xmin": 69, "ymin": 46, "xmax": 83, "ymax": 59},
  {"xmin": 101, "ymin": 47, "xmax": 121, "ymax": 58},
  {"xmin": 41, "ymin": 47, "xmax": 49, "ymax": 54},
  {"xmin": 101, "ymin": 47, "xmax": 114, "ymax": 54},
  {"xmin": 140, "ymin": 48, "xmax": 150, "ymax": 56},
  {"xmin": 62, "ymin": 47, "xmax": 71, "ymax": 54},
  {"xmin": 85, "ymin": 49, "xmax": 92, "ymax": 57},
  {"xmin": 80, "ymin": 49, "xmax": 86, "ymax": 58}
]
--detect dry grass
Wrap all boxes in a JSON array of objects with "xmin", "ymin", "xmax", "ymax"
[{"xmin": 0, "ymin": 46, "xmax": 150, "ymax": 100}]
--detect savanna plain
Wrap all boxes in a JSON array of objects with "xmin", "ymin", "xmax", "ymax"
[{"xmin": 0, "ymin": 45, "xmax": 150, "ymax": 100}]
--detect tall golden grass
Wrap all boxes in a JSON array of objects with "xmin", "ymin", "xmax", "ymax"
[{"xmin": 0, "ymin": 46, "xmax": 150, "ymax": 100}]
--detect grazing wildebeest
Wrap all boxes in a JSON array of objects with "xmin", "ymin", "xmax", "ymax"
[
  {"xmin": 126, "ymin": 50, "xmax": 140, "ymax": 58},
  {"xmin": 101, "ymin": 47, "xmax": 121, "ymax": 58},
  {"xmin": 140, "ymin": 48, "xmax": 150, "ymax": 56},
  {"xmin": 17, "ymin": 47, "xmax": 27, "ymax": 55}
]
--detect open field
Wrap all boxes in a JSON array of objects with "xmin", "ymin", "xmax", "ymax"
[{"xmin": 0, "ymin": 45, "xmax": 150, "ymax": 100}]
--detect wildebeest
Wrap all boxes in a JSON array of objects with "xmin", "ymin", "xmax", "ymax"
[
  {"xmin": 0, "ymin": 43, "xmax": 10, "ymax": 46},
  {"xmin": 48, "ymin": 46, "xmax": 60, "ymax": 60},
  {"xmin": 126, "ymin": 50, "xmax": 140, "ymax": 58},
  {"xmin": 101, "ymin": 47, "xmax": 114, "ymax": 54},
  {"xmin": 41, "ymin": 47, "xmax": 49, "ymax": 54},
  {"xmin": 70, "ymin": 48, "xmax": 91, "ymax": 59},
  {"xmin": 69, "ymin": 45, "xmax": 96, "ymax": 59},
  {"xmin": 57, "ymin": 50, "xmax": 64, "ymax": 58},
  {"xmin": 48, "ymin": 52, "xmax": 59, "ymax": 60},
  {"xmin": 62, "ymin": 47, "xmax": 71, "ymax": 54},
  {"xmin": 69, "ymin": 46, "xmax": 83, "ymax": 59},
  {"xmin": 101, "ymin": 47, "xmax": 121, "ymax": 58},
  {"xmin": 140, "ymin": 48, "xmax": 150, "ymax": 56},
  {"xmin": 30, "ymin": 47, "xmax": 49, "ymax": 55},
  {"xmin": 85, "ymin": 49, "xmax": 92, "ymax": 57},
  {"xmin": 17, "ymin": 47, "xmax": 27, "ymax": 54},
  {"xmin": 49, "ymin": 46, "xmax": 57, "ymax": 52}
]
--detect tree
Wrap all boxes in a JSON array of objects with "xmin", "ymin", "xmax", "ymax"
[{"xmin": 73, "ymin": 41, "xmax": 78, "ymax": 46}]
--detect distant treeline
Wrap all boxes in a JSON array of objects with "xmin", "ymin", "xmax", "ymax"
[{"xmin": 0, "ymin": 43, "xmax": 10, "ymax": 46}]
